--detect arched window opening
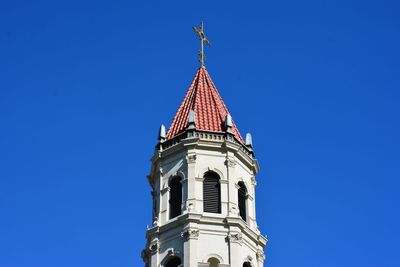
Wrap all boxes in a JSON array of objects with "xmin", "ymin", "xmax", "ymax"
[
  {"xmin": 243, "ymin": 262, "xmax": 252, "ymax": 267},
  {"xmin": 165, "ymin": 257, "xmax": 181, "ymax": 267},
  {"xmin": 169, "ymin": 176, "xmax": 182, "ymax": 219},
  {"xmin": 207, "ymin": 257, "xmax": 220, "ymax": 267},
  {"xmin": 238, "ymin": 182, "xmax": 247, "ymax": 221},
  {"xmin": 203, "ymin": 171, "xmax": 221, "ymax": 213}
]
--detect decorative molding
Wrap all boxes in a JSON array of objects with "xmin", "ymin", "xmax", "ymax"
[
  {"xmin": 234, "ymin": 182, "xmax": 241, "ymax": 189},
  {"xmin": 225, "ymin": 157, "xmax": 237, "ymax": 167},
  {"xmin": 180, "ymin": 229, "xmax": 199, "ymax": 240},
  {"xmin": 220, "ymin": 179, "xmax": 229, "ymax": 184},
  {"xmin": 235, "ymin": 178, "xmax": 251, "ymax": 193},
  {"xmin": 186, "ymin": 153, "xmax": 197, "ymax": 164},
  {"xmin": 199, "ymin": 264, "xmax": 230, "ymax": 267},
  {"xmin": 149, "ymin": 240, "xmax": 159, "ymax": 254},
  {"xmin": 140, "ymin": 249, "xmax": 149, "ymax": 262},
  {"xmin": 162, "ymin": 172, "xmax": 186, "ymax": 190},
  {"xmin": 171, "ymin": 170, "xmax": 186, "ymax": 181},
  {"xmin": 201, "ymin": 253, "xmax": 224, "ymax": 264},
  {"xmin": 152, "ymin": 216, "xmax": 159, "ymax": 227},
  {"xmin": 256, "ymin": 249, "xmax": 265, "ymax": 262},
  {"xmin": 186, "ymin": 201, "xmax": 195, "ymax": 212},
  {"xmin": 198, "ymin": 167, "xmax": 224, "ymax": 181},
  {"xmin": 228, "ymin": 232, "xmax": 243, "ymax": 243},
  {"xmin": 229, "ymin": 205, "xmax": 240, "ymax": 216},
  {"xmin": 167, "ymin": 248, "xmax": 176, "ymax": 256},
  {"xmin": 251, "ymin": 176, "xmax": 257, "ymax": 186},
  {"xmin": 160, "ymin": 186, "xmax": 170, "ymax": 194},
  {"xmin": 160, "ymin": 250, "xmax": 182, "ymax": 267},
  {"xmin": 195, "ymin": 176, "xmax": 205, "ymax": 182}
]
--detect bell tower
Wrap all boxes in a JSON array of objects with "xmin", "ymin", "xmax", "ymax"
[
  {"xmin": 141, "ymin": 63, "xmax": 267, "ymax": 267},
  {"xmin": 142, "ymin": 22, "xmax": 267, "ymax": 267}
]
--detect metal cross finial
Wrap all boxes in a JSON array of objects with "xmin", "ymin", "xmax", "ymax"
[{"xmin": 193, "ymin": 21, "xmax": 211, "ymax": 66}]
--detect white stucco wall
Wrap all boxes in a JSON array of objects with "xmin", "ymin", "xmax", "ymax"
[{"xmin": 144, "ymin": 134, "xmax": 267, "ymax": 267}]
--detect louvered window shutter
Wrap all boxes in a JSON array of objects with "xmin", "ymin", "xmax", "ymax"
[
  {"xmin": 169, "ymin": 177, "xmax": 182, "ymax": 219},
  {"xmin": 238, "ymin": 182, "xmax": 247, "ymax": 221},
  {"xmin": 203, "ymin": 172, "xmax": 221, "ymax": 213}
]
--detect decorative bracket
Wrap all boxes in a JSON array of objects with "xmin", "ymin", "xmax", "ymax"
[
  {"xmin": 256, "ymin": 249, "xmax": 266, "ymax": 262},
  {"xmin": 225, "ymin": 157, "xmax": 236, "ymax": 167},
  {"xmin": 186, "ymin": 153, "xmax": 197, "ymax": 164},
  {"xmin": 181, "ymin": 229, "xmax": 199, "ymax": 240},
  {"xmin": 228, "ymin": 232, "xmax": 243, "ymax": 244},
  {"xmin": 149, "ymin": 240, "xmax": 159, "ymax": 254}
]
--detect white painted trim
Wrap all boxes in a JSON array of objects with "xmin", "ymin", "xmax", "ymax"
[{"xmin": 202, "ymin": 253, "xmax": 224, "ymax": 264}]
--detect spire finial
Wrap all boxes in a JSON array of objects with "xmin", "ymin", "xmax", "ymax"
[{"xmin": 193, "ymin": 21, "xmax": 211, "ymax": 67}]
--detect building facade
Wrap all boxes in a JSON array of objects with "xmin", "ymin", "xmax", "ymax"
[{"xmin": 142, "ymin": 66, "xmax": 267, "ymax": 267}]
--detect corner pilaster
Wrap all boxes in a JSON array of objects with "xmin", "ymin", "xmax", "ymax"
[
  {"xmin": 256, "ymin": 249, "xmax": 265, "ymax": 267},
  {"xmin": 181, "ymin": 227, "xmax": 199, "ymax": 266},
  {"xmin": 228, "ymin": 228, "xmax": 243, "ymax": 266},
  {"xmin": 186, "ymin": 151, "xmax": 198, "ymax": 214},
  {"xmin": 226, "ymin": 152, "xmax": 239, "ymax": 217}
]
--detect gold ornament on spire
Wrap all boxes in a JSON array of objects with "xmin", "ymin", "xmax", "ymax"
[{"xmin": 193, "ymin": 21, "xmax": 211, "ymax": 66}]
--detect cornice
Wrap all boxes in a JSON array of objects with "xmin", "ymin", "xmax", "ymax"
[
  {"xmin": 151, "ymin": 131, "xmax": 260, "ymax": 177},
  {"xmin": 146, "ymin": 213, "xmax": 267, "ymax": 249},
  {"xmin": 225, "ymin": 216, "xmax": 268, "ymax": 247}
]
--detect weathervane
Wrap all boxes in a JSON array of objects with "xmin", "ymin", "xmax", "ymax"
[{"xmin": 193, "ymin": 21, "xmax": 211, "ymax": 66}]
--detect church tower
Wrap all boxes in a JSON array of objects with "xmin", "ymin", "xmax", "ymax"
[{"xmin": 142, "ymin": 24, "xmax": 267, "ymax": 267}]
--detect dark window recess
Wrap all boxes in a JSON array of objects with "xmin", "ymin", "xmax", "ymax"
[
  {"xmin": 238, "ymin": 182, "xmax": 247, "ymax": 221},
  {"xmin": 152, "ymin": 191, "xmax": 157, "ymax": 220},
  {"xmin": 243, "ymin": 262, "xmax": 252, "ymax": 267},
  {"xmin": 169, "ymin": 177, "xmax": 182, "ymax": 219},
  {"xmin": 203, "ymin": 171, "xmax": 221, "ymax": 213},
  {"xmin": 165, "ymin": 257, "xmax": 181, "ymax": 267}
]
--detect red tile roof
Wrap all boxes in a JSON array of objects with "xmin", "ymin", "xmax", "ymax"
[{"xmin": 166, "ymin": 66, "xmax": 244, "ymax": 143}]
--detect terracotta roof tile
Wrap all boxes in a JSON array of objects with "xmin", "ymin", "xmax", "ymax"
[{"xmin": 166, "ymin": 66, "xmax": 244, "ymax": 143}]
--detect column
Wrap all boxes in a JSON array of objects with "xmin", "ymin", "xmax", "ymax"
[
  {"xmin": 226, "ymin": 152, "xmax": 238, "ymax": 217},
  {"xmin": 149, "ymin": 239, "xmax": 159, "ymax": 267},
  {"xmin": 182, "ymin": 227, "xmax": 199, "ymax": 266},
  {"xmin": 249, "ymin": 176, "xmax": 257, "ymax": 230},
  {"xmin": 256, "ymin": 249, "xmax": 265, "ymax": 267},
  {"xmin": 186, "ymin": 151, "xmax": 198, "ymax": 213},
  {"xmin": 228, "ymin": 227, "xmax": 242, "ymax": 267}
]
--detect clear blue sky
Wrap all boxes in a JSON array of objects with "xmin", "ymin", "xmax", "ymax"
[{"xmin": 1, "ymin": 1, "xmax": 399, "ymax": 266}]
